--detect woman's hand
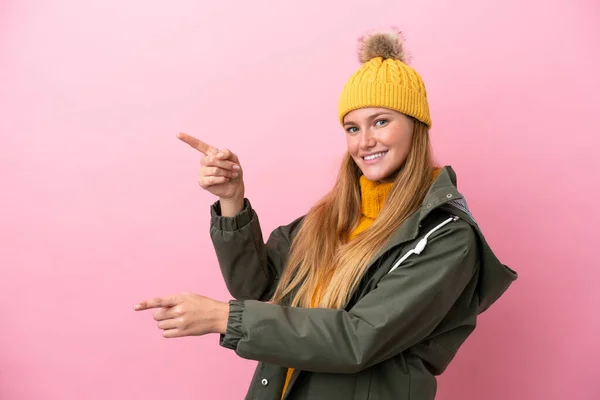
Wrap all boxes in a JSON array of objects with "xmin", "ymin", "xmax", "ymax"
[
  {"xmin": 177, "ymin": 132, "xmax": 245, "ymax": 203},
  {"xmin": 134, "ymin": 293, "xmax": 230, "ymax": 338}
]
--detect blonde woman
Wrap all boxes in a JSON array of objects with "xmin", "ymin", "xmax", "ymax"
[{"xmin": 135, "ymin": 29, "xmax": 517, "ymax": 400}]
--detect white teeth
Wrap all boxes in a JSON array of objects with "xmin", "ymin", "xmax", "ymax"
[{"xmin": 363, "ymin": 152, "xmax": 386, "ymax": 161}]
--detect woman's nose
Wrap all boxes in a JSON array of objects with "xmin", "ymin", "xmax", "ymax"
[{"xmin": 359, "ymin": 130, "xmax": 376, "ymax": 149}]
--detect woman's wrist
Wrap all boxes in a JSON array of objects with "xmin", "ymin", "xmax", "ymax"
[
  {"xmin": 214, "ymin": 301, "xmax": 230, "ymax": 335},
  {"xmin": 219, "ymin": 194, "xmax": 245, "ymax": 217}
]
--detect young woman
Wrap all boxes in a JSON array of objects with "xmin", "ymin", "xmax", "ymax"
[{"xmin": 135, "ymin": 29, "xmax": 517, "ymax": 399}]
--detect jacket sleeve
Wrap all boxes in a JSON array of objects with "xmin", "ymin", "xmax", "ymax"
[
  {"xmin": 209, "ymin": 199, "xmax": 301, "ymax": 301},
  {"xmin": 219, "ymin": 220, "xmax": 479, "ymax": 374}
]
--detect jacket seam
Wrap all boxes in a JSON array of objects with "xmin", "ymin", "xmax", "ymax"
[
  {"xmin": 250, "ymin": 220, "xmax": 271, "ymax": 285},
  {"xmin": 407, "ymin": 356, "xmax": 412, "ymax": 400},
  {"xmin": 276, "ymin": 227, "xmax": 293, "ymax": 282}
]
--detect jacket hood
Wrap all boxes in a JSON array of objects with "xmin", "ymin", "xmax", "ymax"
[{"xmin": 426, "ymin": 166, "xmax": 518, "ymax": 314}]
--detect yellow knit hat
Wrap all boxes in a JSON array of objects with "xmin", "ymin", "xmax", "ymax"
[{"xmin": 338, "ymin": 29, "xmax": 432, "ymax": 128}]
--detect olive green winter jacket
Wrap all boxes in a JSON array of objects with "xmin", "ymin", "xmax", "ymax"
[{"xmin": 211, "ymin": 166, "xmax": 517, "ymax": 400}]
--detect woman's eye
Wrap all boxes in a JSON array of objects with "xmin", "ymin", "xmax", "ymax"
[
  {"xmin": 375, "ymin": 119, "xmax": 388, "ymax": 127},
  {"xmin": 347, "ymin": 127, "xmax": 359, "ymax": 134}
]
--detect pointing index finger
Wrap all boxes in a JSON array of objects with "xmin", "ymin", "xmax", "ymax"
[
  {"xmin": 177, "ymin": 132, "xmax": 218, "ymax": 155},
  {"xmin": 134, "ymin": 295, "xmax": 178, "ymax": 311}
]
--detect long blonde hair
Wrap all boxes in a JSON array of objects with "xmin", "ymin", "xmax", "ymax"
[{"xmin": 270, "ymin": 120, "xmax": 436, "ymax": 309}]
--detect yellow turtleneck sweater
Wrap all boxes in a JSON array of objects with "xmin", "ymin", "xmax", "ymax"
[{"xmin": 280, "ymin": 175, "xmax": 393, "ymax": 399}]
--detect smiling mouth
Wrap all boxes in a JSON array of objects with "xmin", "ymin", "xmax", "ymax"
[{"xmin": 362, "ymin": 151, "xmax": 388, "ymax": 161}]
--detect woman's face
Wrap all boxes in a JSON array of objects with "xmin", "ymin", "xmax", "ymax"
[{"xmin": 343, "ymin": 107, "xmax": 415, "ymax": 182}]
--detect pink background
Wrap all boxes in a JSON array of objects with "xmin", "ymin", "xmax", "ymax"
[{"xmin": 1, "ymin": 0, "xmax": 599, "ymax": 399}]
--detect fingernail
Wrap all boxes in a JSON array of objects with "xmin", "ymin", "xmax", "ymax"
[
  {"xmin": 217, "ymin": 152, "xmax": 225, "ymax": 158},
  {"xmin": 232, "ymin": 164, "xmax": 240, "ymax": 170},
  {"xmin": 232, "ymin": 172, "xmax": 239, "ymax": 178},
  {"xmin": 134, "ymin": 304, "xmax": 141, "ymax": 310}
]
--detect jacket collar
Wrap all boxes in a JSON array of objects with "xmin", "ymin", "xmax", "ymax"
[{"xmin": 372, "ymin": 165, "xmax": 463, "ymax": 260}]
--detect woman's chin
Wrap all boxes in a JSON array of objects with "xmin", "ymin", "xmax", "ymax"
[
  {"xmin": 361, "ymin": 169, "xmax": 390, "ymax": 182},
  {"xmin": 360, "ymin": 165, "xmax": 400, "ymax": 183}
]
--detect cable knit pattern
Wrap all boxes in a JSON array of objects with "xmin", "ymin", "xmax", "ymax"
[
  {"xmin": 348, "ymin": 175, "xmax": 394, "ymax": 240},
  {"xmin": 338, "ymin": 57, "xmax": 431, "ymax": 127}
]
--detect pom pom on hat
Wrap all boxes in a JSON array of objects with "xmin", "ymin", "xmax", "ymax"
[{"xmin": 358, "ymin": 28, "xmax": 409, "ymax": 64}]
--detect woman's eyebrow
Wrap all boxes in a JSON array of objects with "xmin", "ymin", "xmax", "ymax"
[{"xmin": 344, "ymin": 112, "xmax": 392, "ymax": 126}]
